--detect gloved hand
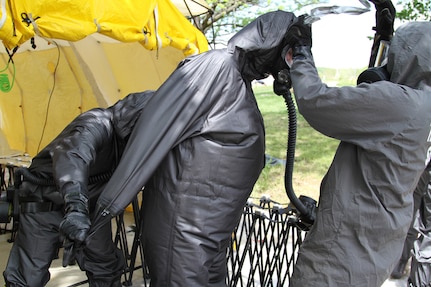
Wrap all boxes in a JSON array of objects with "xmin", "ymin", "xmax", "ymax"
[
  {"xmin": 369, "ymin": 0, "xmax": 396, "ymax": 40},
  {"xmin": 59, "ymin": 184, "xmax": 90, "ymax": 266},
  {"xmin": 284, "ymin": 15, "xmax": 312, "ymax": 49},
  {"xmin": 60, "ymin": 210, "xmax": 90, "ymax": 267},
  {"xmin": 62, "ymin": 238, "xmax": 77, "ymax": 267},
  {"xmin": 60, "ymin": 206, "xmax": 90, "ymax": 243}
]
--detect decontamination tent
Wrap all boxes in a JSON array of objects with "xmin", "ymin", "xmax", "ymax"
[{"xmin": 0, "ymin": 0, "xmax": 209, "ymax": 157}]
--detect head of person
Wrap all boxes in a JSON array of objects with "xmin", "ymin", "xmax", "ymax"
[
  {"xmin": 227, "ymin": 10, "xmax": 296, "ymax": 81},
  {"xmin": 109, "ymin": 90, "xmax": 154, "ymax": 141},
  {"xmin": 387, "ymin": 21, "xmax": 431, "ymax": 91}
]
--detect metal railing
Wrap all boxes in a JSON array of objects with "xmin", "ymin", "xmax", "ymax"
[
  {"xmin": 227, "ymin": 196, "xmax": 306, "ymax": 287},
  {"xmin": 1, "ymin": 163, "xmax": 307, "ymax": 286},
  {"xmin": 115, "ymin": 195, "xmax": 307, "ymax": 287}
]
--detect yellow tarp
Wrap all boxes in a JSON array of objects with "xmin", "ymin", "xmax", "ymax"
[
  {"xmin": 0, "ymin": 0, "xmax": 208, "ymax": 55},
  {"xmin": 0, "ymin": 0, "xmax": 209, "ymax": 157}
]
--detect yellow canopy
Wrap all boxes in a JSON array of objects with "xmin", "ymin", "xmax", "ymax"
[
  {"xmin": 0, "ymin": 0, "xmax": 209, "ymax": 157},
  {"xmin": 0, "ymin": 0, "xmax": 208, "ymax": 55}
]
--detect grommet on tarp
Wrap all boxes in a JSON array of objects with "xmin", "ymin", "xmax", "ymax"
[{"xmin": 21, "ymin": 12, "xmax": 40, "ymax": 27}]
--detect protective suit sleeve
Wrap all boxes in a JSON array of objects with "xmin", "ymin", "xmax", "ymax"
[
  {"xmin": 290, "ymin": 51, "xmax": 423, "ymax": 149},
  {"xmin": 95, "ymin": 57, "xmax": 221, "ymax": 218},
  {"xmin": 51, "ymin": 110, "xmax": 112, "ymax": 196},
  {"xmin": 50, "ymin": 110, "xmax": 112, "ymax": 259}
]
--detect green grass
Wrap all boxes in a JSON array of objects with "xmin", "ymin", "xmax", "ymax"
[
  {"xmin": 251, "ymin": 69, "xmax": 359, "ymax": 204},
  {"xmin": 318, "ymin": 67, "xmax": 366, "ymax": 87}
]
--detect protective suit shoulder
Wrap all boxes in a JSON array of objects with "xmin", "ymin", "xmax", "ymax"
[{"xmin": 50, "ymin": 108, "xmax": 114, "ymax": 193}]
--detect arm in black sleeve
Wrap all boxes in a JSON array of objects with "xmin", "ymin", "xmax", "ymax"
[
  {"xmin": 52, "ymin": 110, "xmax": 112, "ymax": 247},
  {"xmin": 368, "ymin": 0, "xmax": 396, "ymax": 67}
]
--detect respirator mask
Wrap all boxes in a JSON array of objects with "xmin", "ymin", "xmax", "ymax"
[
  {"xmin": 357, "ymin": 40, "xmax": 391, "ymax": 84},
  {"xmin": 272, "ymin": 67, "xmax": 292, "ymax": 96},
  {"xmin": 270, "ymin": 44, "xmax": 293, "ymax": 96}
]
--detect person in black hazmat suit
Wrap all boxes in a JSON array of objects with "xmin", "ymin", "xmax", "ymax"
[
  {"xmin": 283, "ymin": 7, "xmax": 431, "ymax": 287},
  {"xmin": 87, "ymin": 10, "xmax": 298, "ymax": 287},
  {"xmin": 3, "ymin": 90, "xmax": 154, "ymax": 287},
  {"xmin": 391, "ymin": 166, "xmax": 429, "ymax": 280},
  {"xmin": 408, "ymin": 165, "xmax": 431, "ymax": 286}
]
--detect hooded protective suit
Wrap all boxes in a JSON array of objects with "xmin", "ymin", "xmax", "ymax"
[
  {"xmin": 93, "ymin": 10, "xmax": 296, "ymax": 287},
  {"xmin": 3, "ymin": 91, "xmax": 153, "ymax": 287},
  {"xmin": 289, "ymin": 21, "xmax": 431, "ymax": 286}
]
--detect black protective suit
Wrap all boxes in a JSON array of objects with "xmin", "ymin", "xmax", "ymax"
[
  {"xmin": 3, "ymin": 91, "xmax": 153, "ymax": 287},
  {"xmin": 409, "ymin": 167, "xmax": 431, "ymax": 286},
  {"xmin": 288, "ymin": 21, "xmax": 431, "ymax": 286},
  {"xmin": 391, "ymin": 164, "xmax": 431, "ymax": 279},
  {"xmin": 390, "ymin": 169, "xmax": 426, "ymax": 279},
  {"xmin": 91, "ymin": 10, "xmax": 296, "ymax": 287}
]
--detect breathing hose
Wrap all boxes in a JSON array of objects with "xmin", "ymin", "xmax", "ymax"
[
  {"xmin": 273, "ymin": 69, "xmax": 316, "ymax": 229},
  {"xmin": 282, "ymin": 89, "xmax": 316, "ymax": 227}
]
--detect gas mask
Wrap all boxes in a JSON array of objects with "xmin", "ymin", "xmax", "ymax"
[
  {"xmin": 357, "ymin": 65, "xmax": 390, "ymax": 84},
  {"xmin": 271, "ymin": 44, "xmax": 292, "ymax": 96},
  {"xmin": 273, "ymin": 68, "xmax": 291, "ymax": 96},
  {"xmin": 357, "ymin": 40, "xmax": 391, "ymax": 84}
]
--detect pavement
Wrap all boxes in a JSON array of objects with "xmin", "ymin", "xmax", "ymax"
[{"xmin": 382, "ymin": 275, "xmax": 408, "ymax": 287}]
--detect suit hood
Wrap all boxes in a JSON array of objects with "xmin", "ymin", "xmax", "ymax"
[
  {"xmin": 387, "ymin": 21, "xmax": 431, "ymax": 91},
  {"xmin": 227, "ymin": 10, "xmax": 296, "ymax": 81}
]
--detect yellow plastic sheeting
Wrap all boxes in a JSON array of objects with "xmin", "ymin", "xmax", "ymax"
[
  {"xmin": 0, "ymin": 0, "xmax": 209, "ymax": 156},
  {"xmin": 0, "ymin": 0, "xmax": 208, "ymax": 56},
  {"xmin": 0, "ymin": 35, "xmax": 187, "ymax": 156}
]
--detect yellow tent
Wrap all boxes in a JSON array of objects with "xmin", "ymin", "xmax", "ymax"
[{"xmin": 0, "ymin": 0, "xmax": 209, "ymax": 157}]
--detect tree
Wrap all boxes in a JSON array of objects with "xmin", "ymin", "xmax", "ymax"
[
  {"xmin": 397, "ymin": 0, "xmax": 431, "ymax": 21},
  {"xmin": 190, "ymin": 0, "xmax": 321, "ymax": 47},
  {"xmin": 189, "ymin": 0, "xmax": 430, "ymax": 47}
]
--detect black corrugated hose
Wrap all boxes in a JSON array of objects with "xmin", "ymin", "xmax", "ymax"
[{"xmin": 273, "ymin": 69, "xmax": 316, "ymax": 230}]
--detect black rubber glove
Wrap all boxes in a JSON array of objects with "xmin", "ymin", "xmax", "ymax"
[
  {"xmin": 60, "ymin": 190, "xmax": 90, "ymax": 242},
  {"xmin": 284, "ymin": 15, "xmax": 312, "ymax": 49},
  {"xmin": 59, "ymin": 184, "xmax": 90, "ymax": 266},
  {"xmin": 369, "ymin": 0, "xmax": 396, "ymax": 40},
  {"xmin": 62, "ymin": 238, "xmax": 77, "ymax": 267}
]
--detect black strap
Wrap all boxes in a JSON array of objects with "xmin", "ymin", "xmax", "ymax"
[{"xmin": 20, "ymin": 201, "xmax": 53, "ymax": 213}]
